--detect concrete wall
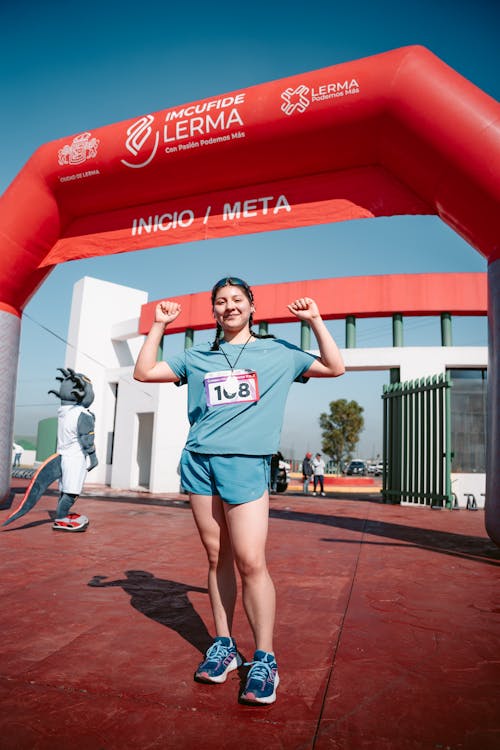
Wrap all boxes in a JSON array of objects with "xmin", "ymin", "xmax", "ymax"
[
  {"xmin": 339, "ymin": 346, "xmax": 488, "ymax": 378},
  {"xmin": 12, "ymin": 449, "xmax": 36, "ymax": 467},
  {"xmin": 64, "ymin": 276, "xmax": 188, "ymax": 493},
  {"xmin": 451, "ymin": 473, "xmax": 485, "ymax": 509}
]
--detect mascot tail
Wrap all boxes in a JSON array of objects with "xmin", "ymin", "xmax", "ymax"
[{"xmin": 2, "ymin": 454, "xmax": 62, "ymax": 527}]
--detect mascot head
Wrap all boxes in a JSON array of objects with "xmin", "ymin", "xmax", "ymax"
[{"xmin": 48, "ymin": 367, "xmax": 94, "ymax": 408}]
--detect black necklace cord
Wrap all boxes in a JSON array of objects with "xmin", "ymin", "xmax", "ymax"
[{"xmin": 218, "ymin": 334, "xmax": 253, "ymax": 371}]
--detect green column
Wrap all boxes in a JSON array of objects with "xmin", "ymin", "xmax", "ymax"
[
  {"xmin": 392, "ymin": 313, "xmax": 404, "ymax": 347},
  {"xmin": 390, "ymin": 368, "xmax": 400, "ymax": 384},
  {"xmin": 301, "ymin": 321, "xmax": 311, "ymax": 350},
  {"xmin": 185, "ymin": 328, "xmax": 194, "ymax": 349},
  {"xmin": 345, "ymin": 316, "xmax": 356, "ymax": 348},
  {"xmin": 259, "ymin": 321, "xmax": 269, "ymax": 336},
  {"xmin": 444, "ymin": 371, "xmax": 453, "ymax": 506},
  {"xmin": 441, "ymin": 313, "xmax": 452, "ymax": 346},
  {"xmin": 36, "ymin": 417, "xmax": 57, "ymax": 462}
]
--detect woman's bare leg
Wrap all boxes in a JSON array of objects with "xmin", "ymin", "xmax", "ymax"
[
  {"xmin": 223, "ymin": 492, "xmax": 275, "ymax": 653},
  {"xmin": 190, "ymin": 494, "xmax": 237, "ymax": 636}
]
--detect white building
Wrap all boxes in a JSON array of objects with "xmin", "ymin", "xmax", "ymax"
[{"xmin": 64, "ymin": 277, "xmax": 487, "ymax": 506}]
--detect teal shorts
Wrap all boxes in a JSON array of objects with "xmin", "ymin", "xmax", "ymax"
[{"xmin": 180, "ymin": 449, "xmax": 271, "ymax": 505}]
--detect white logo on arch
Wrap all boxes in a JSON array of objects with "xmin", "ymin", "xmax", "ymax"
[
  {"xmin": 280, "ymin": 85, "xmax": 310, "ymax": 116},
  {"xmin": 121, "ymin": 115, "xmax": 160, "ymax": 169}
]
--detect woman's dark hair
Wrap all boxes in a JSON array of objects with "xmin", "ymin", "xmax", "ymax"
[{"xmin": 210, "ymin": 276, "xmax": 275, "ymax": 350}]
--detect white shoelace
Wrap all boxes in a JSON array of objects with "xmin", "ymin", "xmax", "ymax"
[{"xmin": 245, "ymin": 660, "xmax": 274, "ymax": 684}]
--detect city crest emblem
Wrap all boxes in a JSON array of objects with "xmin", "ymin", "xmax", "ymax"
[{"xmin": 58, "ymin": 132, "xmax": 100, "ymax": 166}]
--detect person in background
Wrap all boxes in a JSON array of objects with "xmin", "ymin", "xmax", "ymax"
[
  {"xmin": 133, "ymin": 276, "xmax": 345, "ymax": 705},
  {"xmin": 12, "ymin": 443, "xmax": 23, "ymax": 468},
  {"xmin": 302, "ymin": 452, "xmax": 313, "ymax": 494},
  {"xmin": 312, "ymin": 452, "xmax": 326, "ymax": 496}
]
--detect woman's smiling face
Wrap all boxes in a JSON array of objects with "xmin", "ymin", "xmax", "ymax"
[{"xmin": 212, "ymin": 284, "xmax": 254, "ymax": 334}]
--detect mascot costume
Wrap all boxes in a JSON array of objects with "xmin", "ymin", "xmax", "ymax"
[{"xmin": 3, "ymin": 368, "xmax": 97, "ymax": 531}]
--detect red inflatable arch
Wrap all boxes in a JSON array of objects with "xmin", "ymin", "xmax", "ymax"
[{"xmin": 0, "ymin": 45, "xmax": 499, "ymax": 540}]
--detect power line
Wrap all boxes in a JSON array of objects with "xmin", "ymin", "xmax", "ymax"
[
  {"xmin": 23, "ymin": 312, "xmax": 106, "ymax": 369},
  {"xmin": 15, "ymin": 403, "xmax": 55, "ymax": 408},
  {"xmin": 20, "ymin": 311, "xmax": 154, "ymax": 401}
]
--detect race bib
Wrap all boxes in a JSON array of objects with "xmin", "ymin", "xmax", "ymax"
[{"xmin": 204, "ymin": 369, "xmax": 259, "ymax": 407}]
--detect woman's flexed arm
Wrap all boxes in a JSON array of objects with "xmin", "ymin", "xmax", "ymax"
[
  {"xmin": 287, "ymin": 297, "xmax": 345, "ymax": 378},
  {"xmin": 133, "ymin": 300, "xmax": 182, "ymax": 383}
]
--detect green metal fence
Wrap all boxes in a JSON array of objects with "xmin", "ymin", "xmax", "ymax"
[{"xmin": 382, "ymin": 373, "xmax": 452, "ymax": 506}]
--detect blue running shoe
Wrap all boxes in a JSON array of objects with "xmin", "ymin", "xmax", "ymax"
[
  {"xmin": 241, "ymin": 650, "xmax": 279, "ymax": 704},
  {"xmin": 195, "ymin": 637, "xmax": 241, "ymax": 683}
]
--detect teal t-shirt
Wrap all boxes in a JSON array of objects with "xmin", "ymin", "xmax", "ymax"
[{"xmin": 166, "ymin": 337, "xmax": 316, "ymax": 455}]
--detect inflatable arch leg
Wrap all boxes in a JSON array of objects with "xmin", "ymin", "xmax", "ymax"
[
  {"xmin": 486, "ymin": 261, "xmax": 500, "ymax": 546},
  {"xmin": 0, "ymin": 309, "xmax": 21, "ymax": 501}
]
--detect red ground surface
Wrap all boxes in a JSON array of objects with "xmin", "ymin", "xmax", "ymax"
[{"xmin": 1, "ymin": 480, "xmax": 499, "ymax": 749}]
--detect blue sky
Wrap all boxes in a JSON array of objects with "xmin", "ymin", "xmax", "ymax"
[{"xmin": 1, "ymin": 0, "xmax": 496, "ymax": 459}]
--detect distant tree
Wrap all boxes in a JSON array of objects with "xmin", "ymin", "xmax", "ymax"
[
  {"xmin": 16, "ymin": 437, "xmax": 36, "ymax": 451},
  {"xmin": 319, "ymin": 399, "xmax": 364, "ymax": 470}
]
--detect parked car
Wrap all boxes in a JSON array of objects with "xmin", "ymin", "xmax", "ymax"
[
  {"xmin": 276, "ymin": 460, "xmax": 290, "ymax": 493},
  {"xmin": 345, "ymin": 460, "xmax": 367, "ymax": 476}
]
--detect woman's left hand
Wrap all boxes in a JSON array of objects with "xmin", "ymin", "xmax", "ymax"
[
  {"xmin": 287, "ymin": 297, "xmax": 320, "ymax": 321},
  {"xmin": 290, "ymin": 297, "xmax": 346, "ymax": 378}
]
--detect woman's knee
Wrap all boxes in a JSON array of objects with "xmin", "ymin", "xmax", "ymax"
[
  {"xmin": 204, "ymin": 537, "xmax": 233, "ymax": 569},
  {"xmin": 234, "ymin": 552, "xmax": 267, "ymax": 579}
]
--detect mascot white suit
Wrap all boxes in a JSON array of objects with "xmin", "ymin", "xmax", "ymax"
[{"xmin": 3, "ymin": 368, "xmax": 97, "ymax": 532}]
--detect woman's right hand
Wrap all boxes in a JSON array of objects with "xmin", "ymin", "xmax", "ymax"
[
  {"xmin": 155, "ymin": 300, "xmax": 182, "ymax": 325},
  {"xmin": 134, "ymin": 300, "xmax": 183, "ymax": 383}
]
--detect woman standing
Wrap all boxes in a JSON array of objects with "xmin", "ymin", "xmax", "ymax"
[{"xmin": 133, "ymin": 277, "xmax": 344, "ymax": 704}]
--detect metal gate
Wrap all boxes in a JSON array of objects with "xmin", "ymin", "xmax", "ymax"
[{"xmin": 382, "ymin": 373, "xmax": 452, "ymax": 506}]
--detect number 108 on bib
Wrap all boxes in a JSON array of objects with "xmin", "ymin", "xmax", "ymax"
[{"xmin": 204, "ymin": 369, "xmax": 259, "ymax": 407}]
